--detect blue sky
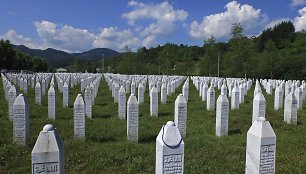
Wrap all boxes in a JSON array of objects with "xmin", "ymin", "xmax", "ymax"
[{"xmin": 1, "ymin": 0, "xmax": 306, "ymax": 53}]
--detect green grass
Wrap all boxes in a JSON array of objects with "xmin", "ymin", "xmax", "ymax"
[{"xmin": 0, "ymin": 77, "xmax": 306, "ymax": 173}]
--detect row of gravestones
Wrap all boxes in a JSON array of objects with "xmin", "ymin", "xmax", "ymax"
[
  {"xmin": 103, "ymin": 73, "xmax": 188, "ymax": 140},
  {"xmin": 1, "ymin": 74, "xmax": 102, "ymax": 141},
  {"xmin": 2, "ymin": 72, "xmax": 304, "ymax": 173}
]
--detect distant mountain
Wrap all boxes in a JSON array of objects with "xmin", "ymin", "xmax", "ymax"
[{"xmin": 12, "ymin": 45, "xmax": 120, "ymax": 68}]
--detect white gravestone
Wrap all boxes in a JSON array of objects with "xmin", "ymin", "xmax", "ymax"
[
  {"xmin": 295, "ymin": 87, "xmax": 303, "ymax": 110},
  {"xmin": 118, "ymin": 86, "xmax": 126, "ymax": 120},
  {"xmin": 23, "ymin": 78, "xmax": 28, "ymax": 94},
  {"xmin": 274, "ymin": 86, "xmax": 282, "ymax": 110},
  {"xmin": 231, "ymin": 84, "xmax": 239, "ymax": 110},
  {"xmin": 48, "ymin": 85, "xmax": 56, "ymax": 119},
  {"xmin": 74, "ymin": 94, "xmax": 86, "ymax": 139},
  {"xmin": 156, "ymin": 121, "xmax": 184, "ymax": 174},
  {"xmin": 138, "ymin": 83, "xmax": 144, "ymax": 104},
  {"xmin": 13, "ymin": 94, "xmax": 29, "ymax": 145},
  {"xmin": 167, "ymin": 82, "xmax": 171, "ymax": 96},
  {"xmin": 161, "ymin": 83, "xmax": 167, "ymax": 104},
  {"xmin": 8, "ymin": 85, "xmax": 17, "ymax": 121},
  {"xmin": 216, "ymin": 92, "xmax": 229, "ymax": 137},
  {"xmin": 84, "ymin": 86, "xmax": 92, "ymax": 119},
  {"xmin": 35, "ymin": 82, "xmax": 42, "ymax": 105},
  {"xmin": 202, "ymin": 83, "xmax": 208, "ymax": 102},
  {"xmin": 239, "ymin": 84, "xmax": 245, "ymax": 104},
  {"xmin": 131, "ymin": 81, "xmax": 136, "ymax": 95},
  {"xmin": 174, "ymin": 94, "xmax": 187, "ymax": 138},
  {"xmin": 127, "ymin": 94, "xmax": 139, "ymax": 142},
  {"xmin": 245, "ymin": 117, "xmax": 276, "ymax": 174},
  {"xmin": 284, "ymin": 92, "xmax": 297, "ymax": 125},
  {"xmin": 206, "ymin": 85, "xmax": 215, "ymax": 111},
  {"xmin": 252, "ymin": 91, "xmax": 266, "ymax": 123},
  {"xmin": 221, "ymin": 83, "xmax": 227, "ymax": 97},
  {"xmin": 42, "ymin": 79, "xmax": 46, "ymax": 96},
  {"xmin": 114, "ymin": 83, "xmax": 119, "ymax": 103},
  {"xmin": 63, "ymin": 82, "xmax": 69, "ymax": 108},
  {"xmin": 182, "ymin": 82, "xmax": 189, "ymax": 102},
  {"xmin": 150, "ymin": 86, "xmax": 158, "ymax": 117},
  {"xmin": 32, "ymin": 124, "xmax": 64, "ymax": 174}
]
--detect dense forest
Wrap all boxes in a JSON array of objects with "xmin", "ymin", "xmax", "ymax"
[
  {"xmin": 101, "ymin": 21, "xmax": 305, "ymax": 79},
  {"xmin": 0, "ymin": 39, "xmax": 48, "ymax": 72},
  {"xmin": 1, "ymin": 21, "xmax": 306, "ymax": 79}
]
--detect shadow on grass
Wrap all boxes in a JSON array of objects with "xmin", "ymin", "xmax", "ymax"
[
  {"xmin": 90, "ymin": 135, "xmax": 117, "ymax": 143},
  {"xmin": 297, "ymin": 121, "xmax": 302, "ymax": 125},
  {"xmin": 229, "ymin": 129, "xmax": 242, "ymax": 135},
  {"xmin": 97, "ymin": 102, "xmax": 108, "ymax": 106},
  {"xmin": 139, "ymin": 134, "xmax": 156, "ymax": 143},
  {"xmin": 159, "ymin": 112, "xmax": 171, "ymax": 117},
  {"xmin": 95, "ymin": 114, "xmax": 112, "ymax": 119}
]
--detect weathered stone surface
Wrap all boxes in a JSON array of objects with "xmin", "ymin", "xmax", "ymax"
[
  {"xmin": 32, "ymin": 124, "xmax": 64, "ymax": 174},
  {"xmin": 245, "ymin": 117, "xmax": 276, "ymax": 174},
  {"xmin": 156, "ymin": 121, "xmax": 184, "ymax": 174},
  {"xmin": 84, "ymin": 86, "xmax": 92, "ymax": 119},
  {"xmin": 13, "ymin": 94, "xmax": 29, "ymax": 145},
  {"xmin": 216, "ymin": 93, "xmax": 229, "ymax": 137},
  {"xmin": 74, "ymin": 94, "xmax": 85, "ymax": 139},
  {"xmin": 118, "ymin": 86, "xmax": 126, "ymax": 120},
  {"xmin": 127, "ymin": 94, "xmax": 138, "ymax": 142},
  {"xmin": 48, "ymin": 85, "xmax": 56, "ymax": 119},
  {"xmin": 174, "ymin": 94, "xmax": 187, "ymax": 138}
]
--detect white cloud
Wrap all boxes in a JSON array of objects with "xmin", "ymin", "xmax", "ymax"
[
  {"xmin": 142, "ymin": 35, "xmax": 156, "ymax": 48},
  {"xmin": 265, "ymin": 18, "xmax": 291, "ymax": 29},
  {"xmin": 34, "ymin": 20, "xmax": 95, "ymax": 53},
  {"xmin": 122, "ymin": 0, "xmax": 188, "ymax": 40},
  {"xmin": 1, "ymin": 30, "xmax": 41, "ymax": 49},
  {"xmin": 294, "ymin": 7, "xmax": 306, "ymax": 31},
  {"xmin": 290, "ymin": 0, "xmax": 306, "ymax": 7},
  {"xmin": 93, "ymin": 27, "xmax": 141, "ymax": 51},
  {"xmin": 189, "ymin": 1, "xmax": 265, "ymax": 40}
]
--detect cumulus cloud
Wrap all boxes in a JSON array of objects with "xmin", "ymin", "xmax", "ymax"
[
  {"xmin": 122, "ymin": 0, "xmax": 188, "ymax": 44},
  {"xmin": 294, "ymin": 7, "xmax": 306, "ymax": 31},
  {"xmin": 34, "ymin": 20, "xmax": 95, "ymax": 52},
  {"xmin": 1, "ymin": 30, "xmax": 41, "ymax": 49},
  {"xmin": 265, "ymin": 18, "xmax": 291, "ymax": 29},
  {"xmin": 93, "ymin": 27, "xmax": 141, "ymax": 51},
  {"xmin": 189, "ymin": 1, "xmax": 265, "ymax": 40},
  {"xmin": 290, "ymin": 0, "xmax": 306, "ymax": 7}
]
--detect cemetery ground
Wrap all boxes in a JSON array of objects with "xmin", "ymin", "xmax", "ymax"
[{"xmin": 0, "ymin": 79, "xmax": 306, "ymax": 173}]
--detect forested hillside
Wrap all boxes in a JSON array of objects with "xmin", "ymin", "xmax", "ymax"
[{"xmin": 103, "ymin": 21, "xmax": 306, "ymax": 79}]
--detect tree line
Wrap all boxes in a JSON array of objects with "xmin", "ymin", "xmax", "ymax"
[
  {"xmin": 0, "ymin": 39, "xmax": 48, "ymax": 72},
  {"xmin": 101, "ymin": 21, "xmax": 305, "ymax": 80}
]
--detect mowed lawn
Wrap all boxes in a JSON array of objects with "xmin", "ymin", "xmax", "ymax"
[{"xmin": 0, "ymin": 77, "xmax": 306, "ymax": 173}]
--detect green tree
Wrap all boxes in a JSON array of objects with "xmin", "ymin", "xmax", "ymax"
[{"xmin": 0, "ymin": 39, "xmax": 16, "ymax": 70}]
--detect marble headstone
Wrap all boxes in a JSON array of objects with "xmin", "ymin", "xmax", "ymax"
[
  {"xmin": 48, "ymin": 85, "xmax": 56, "ymax": 119},
  {"xmin": 252, "ymin": 91, "xmax": 266, "ymax": 123},
  {"xmin": 216, "ymin": 92, "xmax": 229, "ymax": 137},
  {"xmin": 174, "ymin": 94, "xmax": 187, "ymax": 138},
  {"xmin": 84, "ymin": 86, "xmax": 92, "ymax": 119},
  {"xmin": 74, "ymin": 94, "xmax": 85, "ymax": 139},
  {"xmin": 127, "ymin": 94, "xmax": 138, "ymax": 142},
  {"xmin": 32, "ymin": 124, "xmax": 64, "ymax": 174},
  {"xmin": 13, "ymin": 94, "xmax": 29, "ymax": 145},
  {"xmin": 118, "ymin": 86, "xmax": 126, "ymax": 120},
  {"xmin": 245, "ymin": 117, "xmax": 276, "ymax": 174},
  {"xmin": 150, "ymin": 86, "xmax": 158, "ymax": 117},
  {"xmin": 156, "ymin": 121, "xmax": 184, "ymax": 174},
  {"xmin": 35, "ymin": 82, "xmax": 42, "ymax": 105}
]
